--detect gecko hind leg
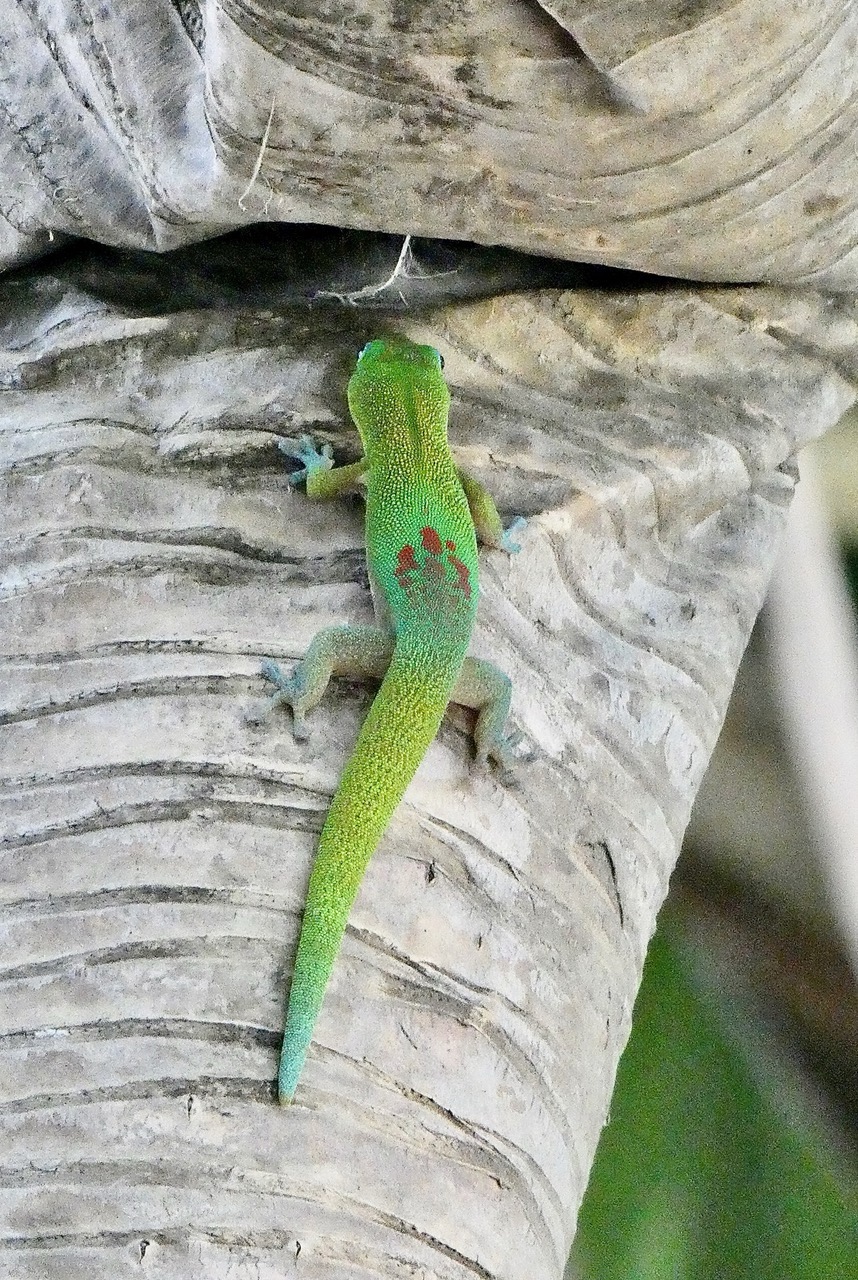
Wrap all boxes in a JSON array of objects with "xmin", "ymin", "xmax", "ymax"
[
  {"xmin": 452, "ymin": 656, "xmax": 523, "ymax": 773},
  {"xmin": 260, "ymin": 625, "xmax": 394, "ymax": 739}
]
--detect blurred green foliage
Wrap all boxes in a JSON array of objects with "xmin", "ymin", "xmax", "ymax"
[
  {"xmin": 570, "ymin": 926, "xmax": 857, "ymax": 1280},
  {"xmin": 844, "ymin": 549, "xmax": 858, "ymax": 607}
]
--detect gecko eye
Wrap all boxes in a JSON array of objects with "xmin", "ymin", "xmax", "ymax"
[{"xmin": 358, "ymin": 340, "xmax": 384, "ymax": 362}]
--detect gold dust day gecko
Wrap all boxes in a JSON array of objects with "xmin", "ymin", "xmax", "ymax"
[{"xmin": 261, "ymin": 337, "xmax": 525, "ymax": 1104}]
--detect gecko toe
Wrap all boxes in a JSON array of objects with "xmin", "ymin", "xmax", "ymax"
[{"xmin": 261, "ymin": 659, "xmax": 291, "ymax": 690}]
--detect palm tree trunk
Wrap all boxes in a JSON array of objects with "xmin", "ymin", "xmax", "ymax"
[{"xmin": 1, "ymin": 252, "xmax": 853, "ymax": 1276}]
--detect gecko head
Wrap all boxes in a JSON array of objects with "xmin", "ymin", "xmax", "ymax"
[
  {"xmin": 347, "ymin": 338, "xmax": 450, "ymax": 454},
  {"xmin": 355, "ymin": 337, "xmax": 444, "ymax": 375}
]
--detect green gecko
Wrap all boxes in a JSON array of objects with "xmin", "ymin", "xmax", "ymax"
[{"xmin": 261, "ymin": 336, "xmax": 525, "ymax": 1104}]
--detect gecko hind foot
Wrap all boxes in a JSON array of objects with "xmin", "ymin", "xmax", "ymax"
[
  {"xmin": 475, "ymin": 728, "xmax": 530, "ymax": 777},
  {"xmin": 260, "ymin": 658, "xmax": 292, "ymax": 690},
  {"xmin": 259, "ymin": 659, "xmax": 309, "ymax": 739}
]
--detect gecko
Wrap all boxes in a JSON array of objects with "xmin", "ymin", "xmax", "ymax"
[{"xmin": 260, "ymin": 336, "xmax": 525, "ymax": 1104}]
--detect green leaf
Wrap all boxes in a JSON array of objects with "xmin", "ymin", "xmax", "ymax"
[{"xmin": 570, "ymin": 927, "xmax": 857, "ymax": 1280}]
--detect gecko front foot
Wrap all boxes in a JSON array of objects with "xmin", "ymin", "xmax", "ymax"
[
  {"xmin": 500, "ymin": 516, "xmax": 527, "ymax": 555},
  {"xmin": 277, "ymin": 434, "xmax": 334, "ymax": 487},
  {"xmin": 259, "ymin": 658, "xmax": 309, "ymax": 739}
]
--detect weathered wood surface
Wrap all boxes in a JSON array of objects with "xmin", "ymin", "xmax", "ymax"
[
  {"xmin": 1, "ymin": 240, "xmax": 855, "ymax": 1276},
  {"xmin": 1, "ymin": 1, "xmax": 857, "ymax": 286}
]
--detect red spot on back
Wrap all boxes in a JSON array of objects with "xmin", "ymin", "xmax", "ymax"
[
  {"xmin": 396, "ymin": 544, "xmax": 418, "ymax": 574},
  {"xmin": 394, "ymin": 543, "xmax": 418, "ymax": 588},
  {"xmin": 447, "ymin": 553, "xmax": 472, "ymax": 600},
  {"xmin": 395, "ymin": 532, "xmax": 473, "ymax": 605},
  {"xmin": 421, "ymin": 526, "xmax": 443, "ymax": 556}
]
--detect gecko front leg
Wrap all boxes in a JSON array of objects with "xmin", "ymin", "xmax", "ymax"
[
  {"xmin": 458, "ymin": 467, "xmax": 526, "ymax": 554},
  {"xmin": 278, "ymin": 434, "xmax": 368, "ymax": 498}
]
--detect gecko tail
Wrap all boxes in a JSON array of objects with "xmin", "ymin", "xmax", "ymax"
[{"xmin": 277, "ymin": 645, "xmax": 459, "ymax": 1104}]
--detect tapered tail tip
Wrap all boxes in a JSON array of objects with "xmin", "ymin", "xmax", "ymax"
[
  {"xmin": 278, "ymin": 1014, "xmax": 312, "ymax": 1106},
  {"xmin": 278, "ymin": 1050, "xmax": 302, "ymax": 1106}
]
